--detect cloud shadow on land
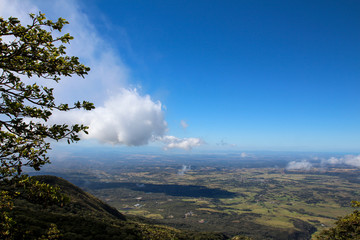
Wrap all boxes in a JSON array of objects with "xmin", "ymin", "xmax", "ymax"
[{"xmin": 86, "ymin": 182, "xmax": 237, "ymax": 198}]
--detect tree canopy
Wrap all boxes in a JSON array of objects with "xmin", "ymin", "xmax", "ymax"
[
  {"xmin": 0, "ymin": 13, "xmax": 94, "ymax": 239},
  {"xmin": 315, "ymin": 201, "xmax": 360, "ymax": 240},
  {"xmin": 0, "ymin": 13, "xmax": 94, "ymax": 180}
]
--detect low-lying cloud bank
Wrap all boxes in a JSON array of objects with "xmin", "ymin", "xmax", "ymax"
[
  {"xmin": 286, "ymin": 160, "xmax": 313, "ymax": 170},
  {"xmin": 286, "ymin": 155, "xmax": 360, "ymax": 171},
  {"xmin": 322, "ymin": 155, "xmax": 360, "ymax": 168}
]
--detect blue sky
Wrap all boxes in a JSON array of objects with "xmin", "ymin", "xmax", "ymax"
[{"xmin": 2, "ymin": 0, "xmax": 360, "ymax": 152}]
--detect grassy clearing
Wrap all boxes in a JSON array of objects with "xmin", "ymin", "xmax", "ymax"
[
  {"xmin": 254, "ymin": 215, "xmax": 294, "ymax": 229},
  {"xmin": 145, "ymin": 213, "xmax": 164, "ymax": 219},
  {"xmin": 197, "ymin": 208, "xmax": 225, "ymax": 213}
]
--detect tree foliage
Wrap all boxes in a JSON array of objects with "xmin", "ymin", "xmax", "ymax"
[
  {"xmin": 315, "ymin": 201, "xmax": 360, "ymax": 240},
  {"xmin": 0, "ymin": 12, "xmax": 94, "ymax": 239},
  {"xmin": 0, "ymin": 13, "xmax": 94, "ymax": 180}
]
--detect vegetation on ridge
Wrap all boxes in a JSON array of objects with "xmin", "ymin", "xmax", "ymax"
[
  {"xmin": 0, "ymin": 12, "xmax": 93, "ymax": 239},
  {"xmin": 315, "ymin": 201, "xmax": 360, "ymax": 239}
]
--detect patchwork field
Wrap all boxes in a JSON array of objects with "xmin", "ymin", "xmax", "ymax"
[{"xmin": 40, "ymin": 160, "xmax": 360, "ymax": 239}]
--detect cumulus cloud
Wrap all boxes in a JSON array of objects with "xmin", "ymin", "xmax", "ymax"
[
  {"xmin": 180, "ymin": 120, "xmax": 188, "ymax": 130},
  {"xmin": 322, "ymin": 155, "xmax": 360, "ymax": 168},
  {"xmin": 85, "ymin": 89, "xmax": 166, "ymax": 146},
  {"xmin": 157, "ymin": 136, "xmax": 203, "ymax": 151},
  {"xmin": 52, "ymin": 90, "xmax": 204, "ymax": 149},
  {"xmin": 286, "ymin": 160, "xmax": 313, "ymax": 171},
  {"xmin": 52, "ymin": 89, "xmax": 167, "ymax": 146}
]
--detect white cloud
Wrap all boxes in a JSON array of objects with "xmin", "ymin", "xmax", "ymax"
[
  {"xmin": 326, "ymin": 157, "xmax": 342, "ymax": 165},
  {"xmin": 52, "ymin": 89, "xmax": 204, "ymax": 150},
  {"xmin": 180, "ymin": 120, "xmax": 188, "ymax": 130},
  {"xmin": 286, "ymin": 160, "xmax": 313, "ymax": 170},
  {"xmin": 157, "ymin": 136, "xmax": 203, "ymax": 151},
  {"xmin": 52, "ymin": 89, "xmax": 167, "ymax": 146},
  {"xmin": 0, "ymin": 0, "xmax": 38, "ymax": 22},
  {"xmin": 178, "ymin": 165, "xmax": 191, "ymax": 175},
  {"xmin": 322, "ymin": 155, "xmax": 360, "ymax": 168}
]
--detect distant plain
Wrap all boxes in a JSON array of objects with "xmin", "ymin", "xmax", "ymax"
[{"xmin": 31, "ymin": 153, "xmax": 360, "ymax": 239}]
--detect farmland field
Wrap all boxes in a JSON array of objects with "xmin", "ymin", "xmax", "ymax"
[{"xmin": 34, "ymin": 154, "xmax": 360, "ymax": 239}]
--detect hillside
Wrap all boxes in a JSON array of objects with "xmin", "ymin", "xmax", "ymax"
[{"xmin": 8, "ymin": 175, "xmax": 230, "ymax": 240}]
